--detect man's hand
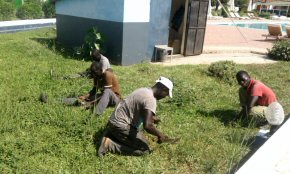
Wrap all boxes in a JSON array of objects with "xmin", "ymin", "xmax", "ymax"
[
  {"xmin": 153, "ymin": 115, "xmax": 161, "ymax": 124},
  {"xmin": 78, "ymin": 95, "xmax": 88, "ymax": 101},
  {"xmin": 157, "ymin": 135, "xmax": 180, "ymax": 144}
]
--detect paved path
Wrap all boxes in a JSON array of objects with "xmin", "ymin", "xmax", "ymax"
[
  {"xmin": 153, "ymin": 53, "xmax": 277, "ymax": 66},
  {"xmin": 205, "ymin": 20, "xmax": 275, "ymax": 51},
  {"xmin": 153, "ymin": 19, "xmax": 280, "ymax": 65}
]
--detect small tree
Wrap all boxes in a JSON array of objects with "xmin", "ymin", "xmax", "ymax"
[
  {"xmin": 236, "ymin": 0, "xmax": 249, "ymax": 12},
  {"xmin": 0, "ymin": 0, "xmax": 16, "ymax": 21},
  {"xmin": 16, "ymin": 2, "xmax": 43, "ymax": 19},
  {"xmin": 82, "ymin": 27, "xmax": 106, "ymax": 58},
  {"xmin": 268, "ymin": 40, "xmax": 290, "ymax": 61},
  {"xmin": 42, "ymin": 0, "xmax": 55, "ymax": 18}
]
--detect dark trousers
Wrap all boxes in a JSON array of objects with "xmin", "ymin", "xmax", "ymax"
[
  {"xmin": 94, "ymin": 89, "xmax": 120, "ymax": 115},
  {"xmin": 62, "ymin": 89, "xmax": 119, "ymax": 115},
  {"xmin": 104, "ymin": 122, "xmax": 150, "ymax": 156}
]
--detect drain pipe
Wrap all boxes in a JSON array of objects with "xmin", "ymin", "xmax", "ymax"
[{"xmin": 216, "ymin": 0, "xmax": 248, "ymax": 43}]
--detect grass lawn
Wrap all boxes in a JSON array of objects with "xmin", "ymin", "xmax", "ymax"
[{"xmin": 0, "ymin": 28, "xmax": 289, "ymax": 173}]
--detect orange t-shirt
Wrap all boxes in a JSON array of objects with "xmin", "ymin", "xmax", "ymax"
[
  {"xmin": 94, "ymin": 70, "xmax": 120, "ymax": 97},
  {"xmin": 247, "ymin": 79, "xmax": 276, "ymax": 106}
]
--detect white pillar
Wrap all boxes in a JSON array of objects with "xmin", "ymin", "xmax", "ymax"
[
  {"xmin": 227, "ymin": 0, "xmax": 235, "ymax": 12},
  {"xmin": 208, "ymin": 0, "xmax": 212, "ymax": 17},
  {"xmin": 247, "ymin": 0, "xmax": 252, "ymax": 12}
]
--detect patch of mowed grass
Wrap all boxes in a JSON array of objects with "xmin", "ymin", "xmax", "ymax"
[{"xmin": 0, "ymin": 28, "xmax": 289, "ymax": 173}]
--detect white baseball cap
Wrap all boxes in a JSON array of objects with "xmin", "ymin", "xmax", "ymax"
[
  {"xmin": 265, "ymin": 102, "xmax": 285, "ymax": 126},
  {"xmin": 156, "ymin": 76, "xmax": 173, "ymax": 98}
]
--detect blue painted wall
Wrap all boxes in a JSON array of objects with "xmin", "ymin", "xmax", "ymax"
[
  {"xmin": 56, "ymin": 0, "xmax": 124, "ymax": 22},
  {"xmin": 56, "ymin": 0, "xmax": 171, "ymax": 65},
  {"xmin": 148, "ymin": 0, "xmax": 172, "ymax": 59}
]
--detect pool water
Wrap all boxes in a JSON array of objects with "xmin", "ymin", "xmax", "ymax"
[{"xmin": 219, "ymin": 23, "xmax": 290, "ymax": 32}]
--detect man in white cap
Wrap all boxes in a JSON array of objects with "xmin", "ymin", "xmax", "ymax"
[{"xmin": 97, "ymin": 76, "xmax": 179, "ymax": 156}]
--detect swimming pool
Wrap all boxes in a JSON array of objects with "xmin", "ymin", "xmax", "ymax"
[{"xmin": 210, "ymin": 22, "xmax": 290, "ymax": 32}]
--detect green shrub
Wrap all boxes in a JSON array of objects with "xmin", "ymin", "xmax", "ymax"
[
  {"xmin": 208, "ymin": 61, "xmax": 238, "ymax": 85},
  {"xmin": 221, "ymin": 8, "xmax": 228, "ymax": 17},
  {"xmin": 211, "ymin": 9, "xmax": 217, "ymax": 16},
  {"xmin": 268, "ymin": 40, "xmax": 290, "ymax": 61},
  {"xmin": 24, "ymin": 0, "xmax": 42, "ymax": 5},
  {"xmin": 16, "ymin": 3, "xmax": 43, "ymax": 19},
  {"xmin": 236, "ymin": 0, "xmax": 248, "ymax": 12},
  {"xmin": 0, "ymin": 0, "xmax": 16, "ymax": 21},
  {"xmin": 259, "ymin": 11, "xmax": 271, "ymax": 19},
  {"xmin": 42, "ymin": 0, "xmax": 55, "ymax": 18},
  {"xmin": 82, "ymin": 27, "xmax": 106, "ymax": 58}
]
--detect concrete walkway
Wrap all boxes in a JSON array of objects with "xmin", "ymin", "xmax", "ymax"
[
  {"xmin": 153, "ymin": 19, "xmax": 280, "ymax": 65},
  {"xmin": 154, "ymin": 53, "xmax": 277, "ymax": 66}
]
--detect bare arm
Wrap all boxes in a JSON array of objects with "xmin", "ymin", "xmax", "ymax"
[
  {"xmin": 241, "ymin": 95, "xmax": 259, "ymax": 118},
  {"xmin": 248, "ymin": 95, "xmax": 259, "ymax": 109},
  {"xmin": 142, "ymin": 109, "xmax": 166, "ymax": 142},
  {"xmin": 79, "ymin": 78, "xmax": 98, "ymax": 101}
]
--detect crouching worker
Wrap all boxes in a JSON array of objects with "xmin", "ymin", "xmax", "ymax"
[
  {"xmin": 63, "ymin": 48, "xmax": 111, "ymax": 79},
  {"xmin": 236, "ymin": 70, "xmax": 283, "ymax": 129},
  {"xmin": 78, "ymin": 61, "xmax": 121, "ymax": 115},
  {"xmin": 98, "ymin": 76, "xmax": 180, "ymax": 156}
]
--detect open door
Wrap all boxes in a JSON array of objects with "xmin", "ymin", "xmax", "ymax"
[{"xmin": 183, "ymin": 0, "xmax": 209, "ymax": 56}]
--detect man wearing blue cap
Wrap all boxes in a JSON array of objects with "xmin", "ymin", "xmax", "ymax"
[{"xmin": 97, "ymin": 76, "xmax": 179, "ymax": 156}]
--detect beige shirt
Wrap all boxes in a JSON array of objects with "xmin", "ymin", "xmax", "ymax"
[
  {"xmin": 100, "ymin": 55, "xmax": 111, "ymax": 72},
  {"xmin": 109, "ymin": 88, "xmax": 156, "ymax": 128}
]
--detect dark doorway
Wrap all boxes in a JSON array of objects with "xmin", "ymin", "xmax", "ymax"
[
  {"xmin": 169, "ymin": 0, "xmax": 209, "ymax": 56},
  {"xmin": 169, "ymin": 0, "xmax": 186, "ymax": 55},
  {"xmin": 184, "ymin": 0, "xmax": 209, "ymax": 56}
]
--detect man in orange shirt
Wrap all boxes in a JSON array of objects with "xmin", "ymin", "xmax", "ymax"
[
  {"xmin": 236, "ymin": 70, "xmax": 277, "ymax": 125},
  {"xmin": 79, "ymin": 61, "xmax": 120, "ymax": 115}
]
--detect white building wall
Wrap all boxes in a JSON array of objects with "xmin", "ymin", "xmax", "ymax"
[
  {"xmin": 56, "ymin": 0, "xmax": 124, "ymax": 22},
  {"xmin": 56, "ymin": 0, "xmax": 150, "ymax": 23},
  {"xmin": 123, "ymin": 0, "xmax": 150, "ymax": 22}
]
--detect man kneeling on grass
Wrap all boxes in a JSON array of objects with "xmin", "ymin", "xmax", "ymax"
[
  {"xmin": 236, "ymin": 70, "xmax": 284, "ymax": 134},
  {"xmin": 63, "ymin": 48, "xmax": 111, "ymax": 79},
  {"xmin": 98, "ymin": 76, "xmax": 179, "ymax": 156},
  {"xmin": 78, "ymin": 61, "xmax": 121, "ymax": 115}
]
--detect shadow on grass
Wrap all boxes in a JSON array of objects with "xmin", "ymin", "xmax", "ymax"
[
  {"xmin": 196, "ymin": 109, "xmax": 239, "ymax": 126},
  {"xmin": 30, "ymin": 37, "xmax": 90, "ymax": 61},
  {"xmin": 228, "ymin": 136, "xmax": 267, "ymax": 174},
  {"xmin": 93, "ymin": 126, "xmax": 107, "ymax": 154},
  {"xmin": 229, "ymin": 114, "xmax": 290, "ymax": 173}
]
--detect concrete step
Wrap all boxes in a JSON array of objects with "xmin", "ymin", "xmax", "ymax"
[
  {"xmin": 153, "ymin": 52, "xmax": 277, "ymax": 66},
  {"xmin": 203, "ymin": 46, "xmax": 268, "ymax": 55}
]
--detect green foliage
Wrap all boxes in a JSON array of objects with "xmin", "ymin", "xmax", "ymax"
[
  {"xmin": 239, "ymin": 11, "xmax": 246, "ymax": 17},
  {"xmin": 219, "ymin": 0, "xmax": 229, "ymax": 3},
  {"xmin": 208, "ymin": 61, "xmax": 238, "ymax": 85},
  {"xmin": 0, "ymin": 28, "xmax": 290, "ymax": 173},
  {"xmin": 82, "ymin": 27, "xmax": 106, "ymax": 58},
  {"xmin": 259, "ymin": 11, "xmax": 271, "ymax": 19},
  {"xmin": 236, "ymin": 0, "xmax": 248, "ymax": 12},
  {"xmin": 211, "ymin": 0, "xmax": 217, "ymax": 7},
  {"xmin": 42, "ymin": 0, "xmax": 55, "ymax": 18},
  {"xmin": 0, "ymin": 0, "xmax": 16, "ymax": 21},
  {"xmin": 268, "ymin": 40, "xmax": 290, "ymax": 61},
  {"xmin": 24, "ymin": 0, "xmax": 42, "ymax": 5},
  {"xmin": 221, "ymin": 7, "xmax": 228, "ymax": 17},
  {"xmin": 16, "ymin": 2, "xmax": 43, "ymax": 19}
]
